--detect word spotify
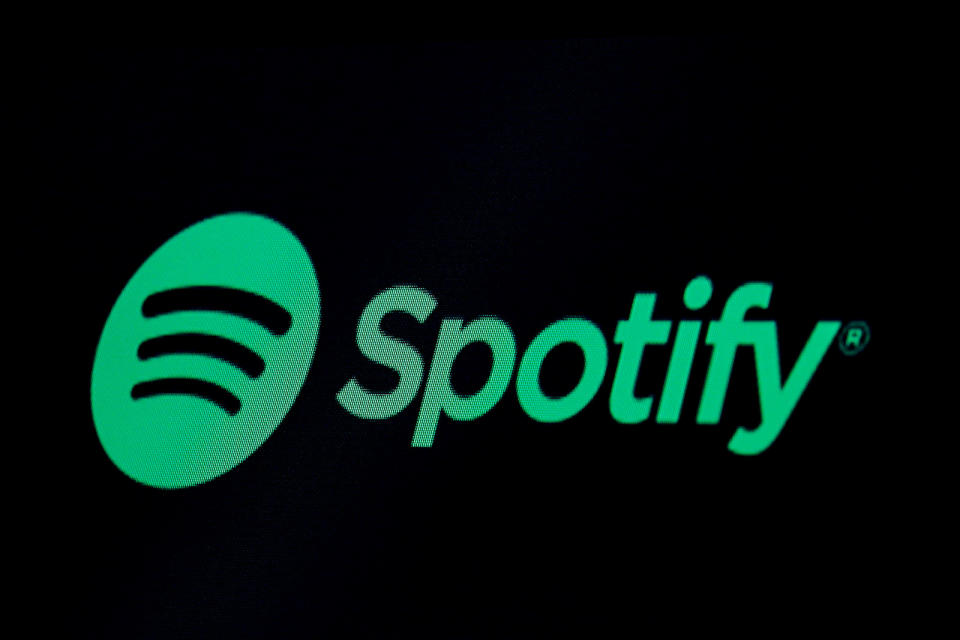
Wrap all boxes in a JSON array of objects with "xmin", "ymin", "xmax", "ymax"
[{"xmin": 337, "ymin": 279, "xmax": 841, "ymax": 455}]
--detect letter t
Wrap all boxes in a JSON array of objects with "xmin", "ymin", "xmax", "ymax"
[{"xmin": 609, "ymin": 293, "xmax": 671, "ymax": 423}]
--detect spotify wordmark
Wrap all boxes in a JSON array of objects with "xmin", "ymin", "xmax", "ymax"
[
  {"xmin": 92, "ymin": 212, "xmax": 851, "ymax": 489},
  {"xmin": 337, "ymin": 281, "xmax": 840, "ymax": 454}
]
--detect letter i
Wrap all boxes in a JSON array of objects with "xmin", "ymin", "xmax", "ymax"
[{"xmin": 656, "ymin": 276, "xmax": 712, "ymax": 423}]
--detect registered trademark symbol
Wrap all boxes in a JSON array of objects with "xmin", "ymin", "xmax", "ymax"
[{"xmin": 838, "ymin": 321, "xmax": 870, "ymax": 356}]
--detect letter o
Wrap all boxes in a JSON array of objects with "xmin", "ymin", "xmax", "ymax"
[{"xmin": 516, "ymin": 318, "xmax": 608, "ymax": 422}]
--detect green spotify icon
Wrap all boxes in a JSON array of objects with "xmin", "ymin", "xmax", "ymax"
[{"xmin": 91, "ymin": 213, "xmax": 320, "ymax": 489}]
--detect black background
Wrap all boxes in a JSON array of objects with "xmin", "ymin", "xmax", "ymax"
[{"xmin": 25, "ymin": 40, "xmax": 922, "ymax": 636}]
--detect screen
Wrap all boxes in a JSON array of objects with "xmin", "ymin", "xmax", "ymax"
[{"xmin": 29, "ymin": 40, "xmax": 916, "ymax": 637}]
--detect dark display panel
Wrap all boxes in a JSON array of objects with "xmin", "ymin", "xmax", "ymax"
[{"xmin": 27, "ymin": 40, "xmax": 920, "ymax": 637}]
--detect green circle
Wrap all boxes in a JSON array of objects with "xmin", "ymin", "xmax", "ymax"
[
  {"xmin": 838, "ymin": 320, "xmax": 871, "ymax": 356},
  {"xmin": 516, "ymin": 318, "xmax": 608, "ymax": 423},
  {"xmin": 683, "ymin": 275, "xmax": 713, "ymax": 310},
  {"xmin": 90, "ymin": 213, "xmax": 320, "ymax": 489}
]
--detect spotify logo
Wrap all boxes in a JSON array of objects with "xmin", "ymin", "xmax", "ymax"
[
  {"xmin": 90, "ymin": 213, "xmax": 320, "ymax": 489},
  {"xmin": 92, "ymin": 211, "xmax": 860, "ymax": 489}
]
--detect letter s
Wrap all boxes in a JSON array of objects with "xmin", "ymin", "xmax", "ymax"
[{"xmin": 336, "ymin": 285, "xmax": 437, "ymax": 419}]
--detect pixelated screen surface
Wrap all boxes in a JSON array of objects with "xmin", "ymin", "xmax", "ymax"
[{"xmin": 26, "ymin": 40, "xmax": 921, "ymax": 636}]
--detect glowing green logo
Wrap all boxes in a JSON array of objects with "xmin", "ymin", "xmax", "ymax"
[{"xmin": 91, "ymin": 213, "xmax": 320, "ymax": 489}]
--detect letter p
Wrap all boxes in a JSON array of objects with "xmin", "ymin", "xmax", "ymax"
[{"xmin": 412, "ymin": 317, "xmax": 517, "ymax": 447}]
